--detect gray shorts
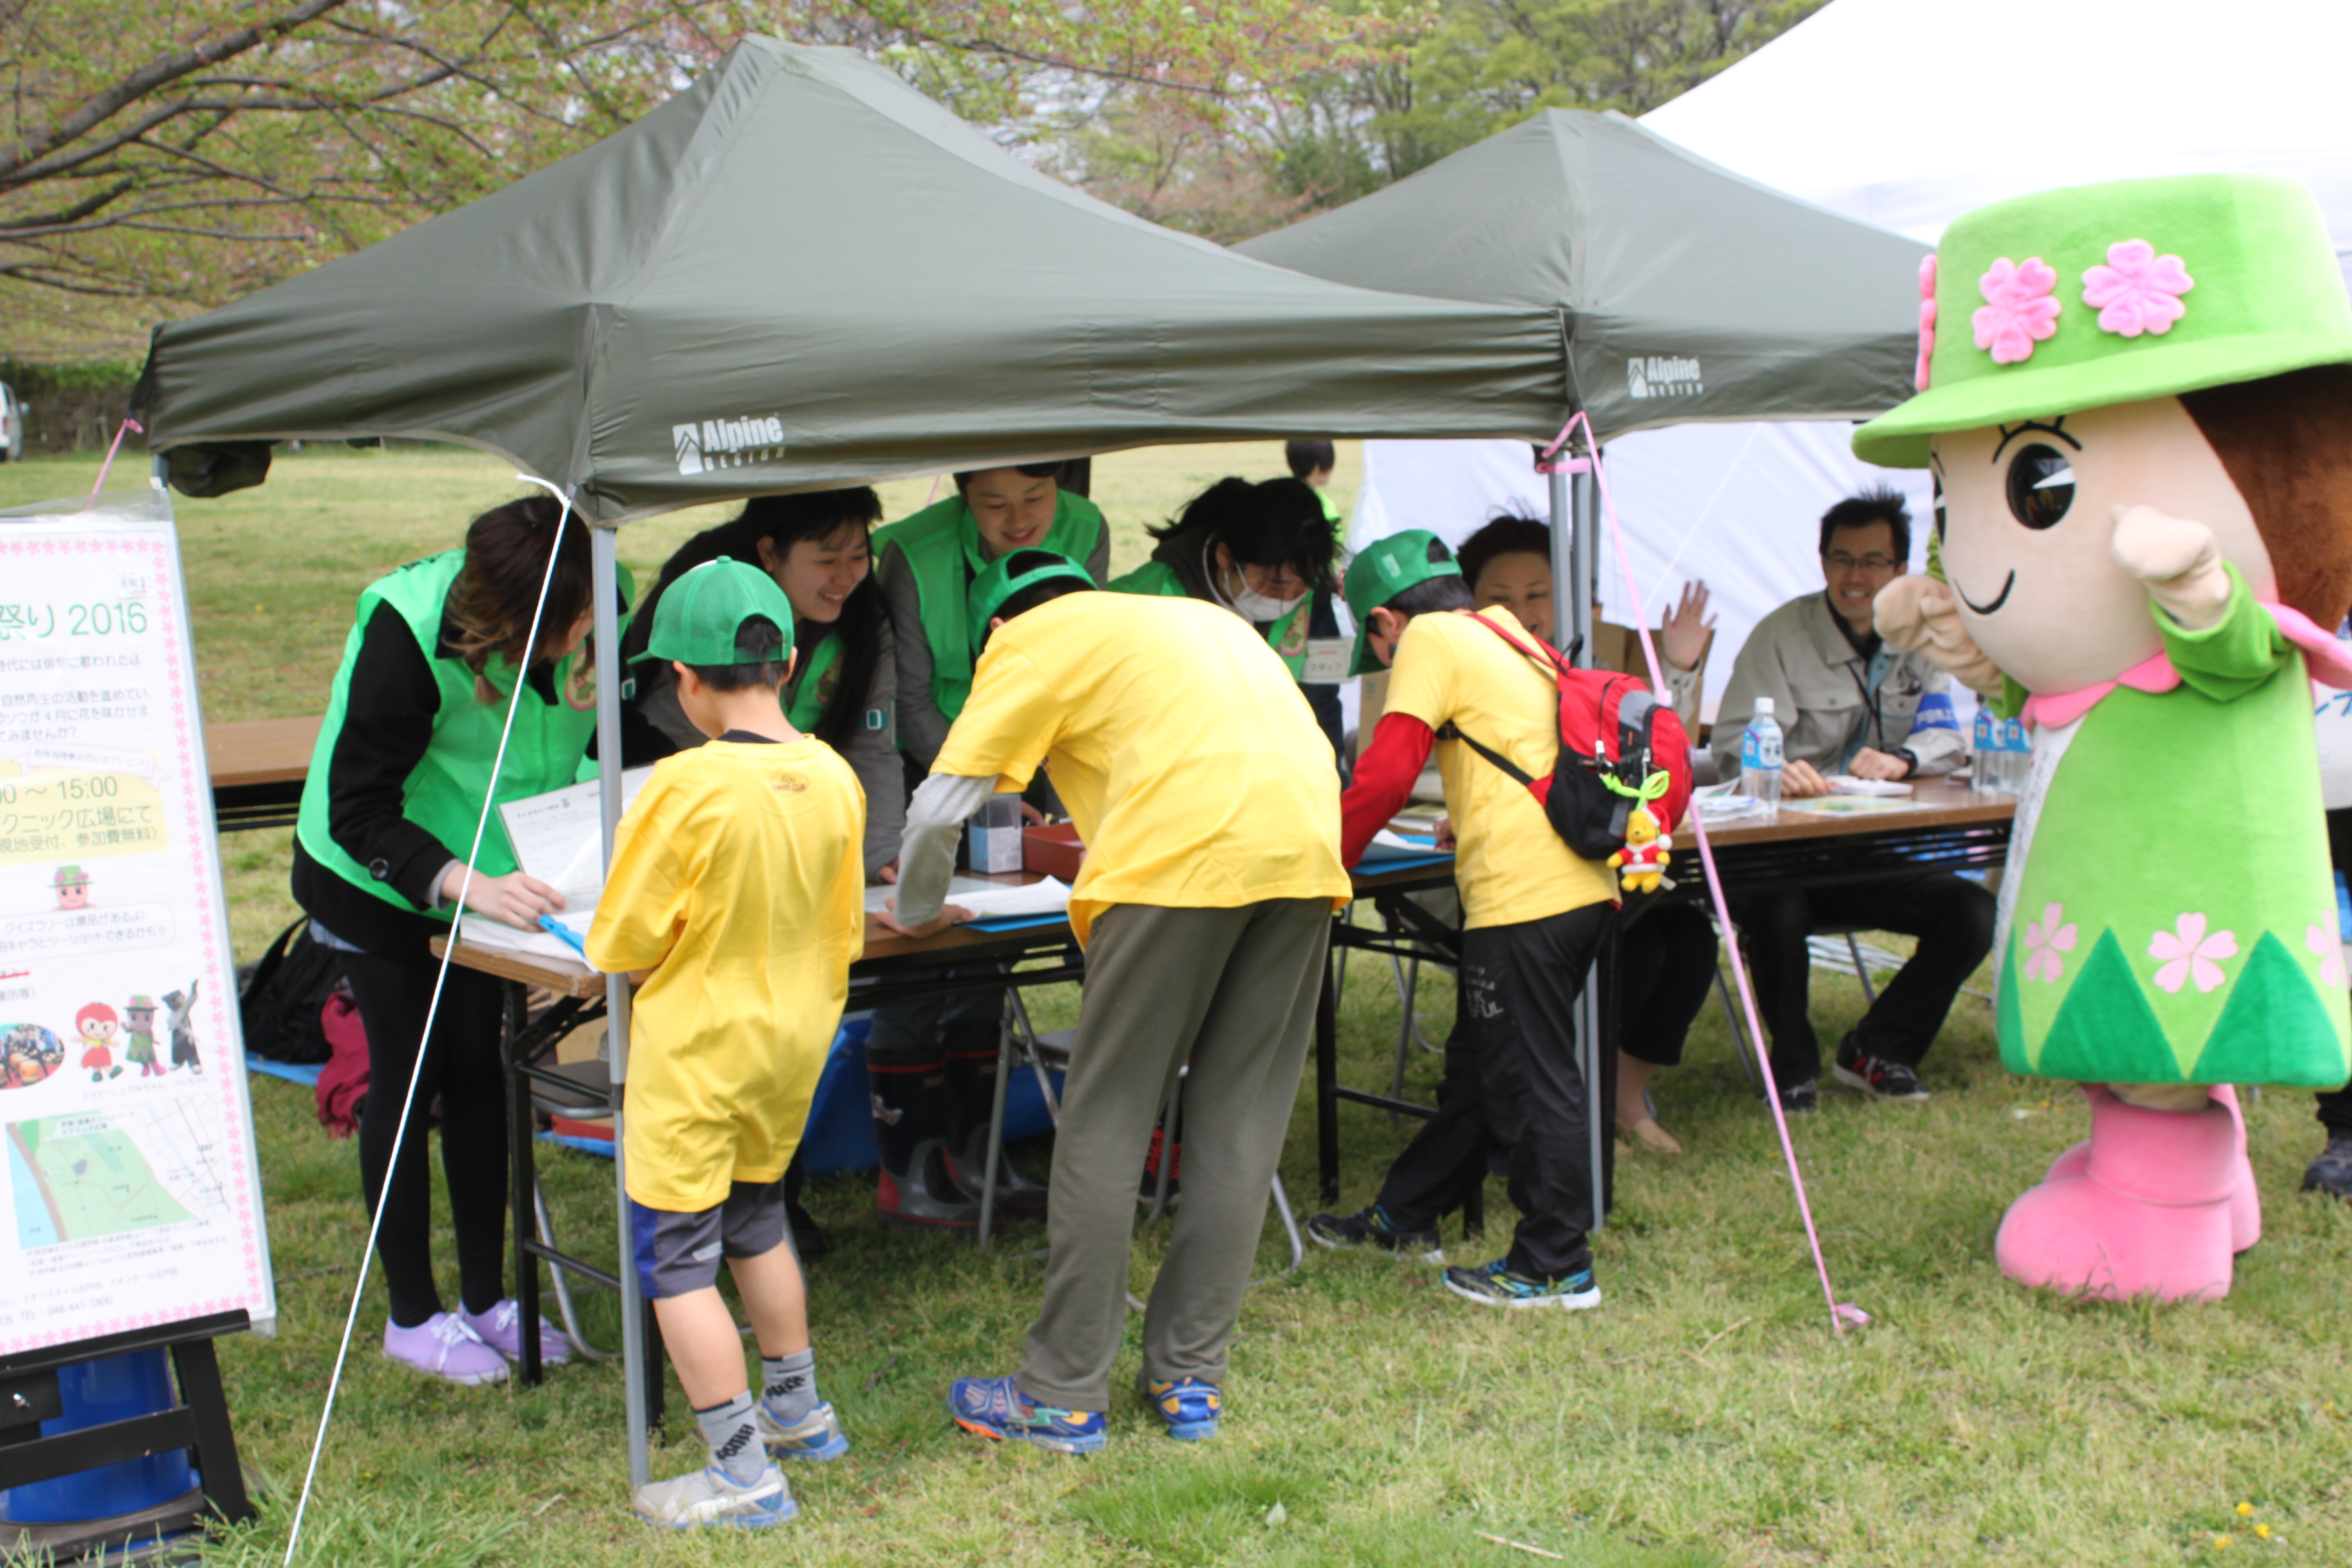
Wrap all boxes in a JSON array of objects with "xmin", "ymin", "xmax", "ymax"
[{"xmin": 628, "ymin": 1179, "xmax": 792, "ymax": 1299}]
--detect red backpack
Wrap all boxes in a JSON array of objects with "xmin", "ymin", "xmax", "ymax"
[{"xmin": 1439, "ymin": 612, "xmax": 1694, "ymax": 864}]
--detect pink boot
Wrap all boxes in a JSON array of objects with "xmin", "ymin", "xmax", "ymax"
[
  {"xmin": 2040, "ymin": 1085, "xmax": 2259, "ymax": 1254},
  {"xmin": 1995, "ymin": 1086, "xmax": 2238, "ymax": 1302}
]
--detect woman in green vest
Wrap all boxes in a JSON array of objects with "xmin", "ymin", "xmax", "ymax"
[
  {"xmin": 1110, "ymin": 476, "xmax": 1344, "ymax": 757},
  {"xmin": 293, "ymin": 495, "xmax": 613, "ymax": 1386},
  {"xmin": 625, "ymin": 487, "xmax": 901, "ymax": 878},
  {"xmin": 877, "ymin": 463, "xmax": 1110, "ymax": 772},
  {"xmin": 864, "ymin": 463, "xmax": 1107, "ymax": 1230}
]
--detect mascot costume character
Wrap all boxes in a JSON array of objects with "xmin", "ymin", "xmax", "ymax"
[{"xmin": 1863, "ymin": 174, "xmax": 2352, "ymax": 1302}]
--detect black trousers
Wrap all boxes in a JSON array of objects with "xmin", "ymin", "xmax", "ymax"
[
  {"xmin": 2318, "ymin": 810, "xmax": 2352, "ymax": 1137},
  {"xmin": 1373, "ymin": 902, "xmax": 1611, "ymax": 1282},
  {"xmin": 1617, "ymin": 902, "xmax": 1720, "ymax": 1068},
  {"xmin": 1728, "ymin": 870, "xmax": 1995, "ymax": 1085},
  {"xmin": 342, "ymin": 950, "xmax": 510, "ymax": 1328}
]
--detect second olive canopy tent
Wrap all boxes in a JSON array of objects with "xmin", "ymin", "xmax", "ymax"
[
  {"xmin": 131, "ymin": 40, "xmax": 1576, "ymax": 517},
  {"xmin": 128, "ymin": 36, "xmax": 1585, "ymax": 1497}
]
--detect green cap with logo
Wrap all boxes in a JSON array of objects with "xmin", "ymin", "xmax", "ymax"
[
  {"xmin": 632, "ymin": 557, "xmax": 795, "ymax": 667},
  {"xmin": 966, "ymin": 548, "xmax": 1094, "ymax": 647},
  {"xmin": 1855, "ymin": 174, "xmax": 2352, "ymax": 469},
  {"xmin": 1342, "ymin": 529, "xmax": 1460, "ymax": 676}
]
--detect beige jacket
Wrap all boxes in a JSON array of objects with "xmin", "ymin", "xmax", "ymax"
[{"xmin": 1710, "ymin": 591, "xmax": 1965, "ymax": 781}]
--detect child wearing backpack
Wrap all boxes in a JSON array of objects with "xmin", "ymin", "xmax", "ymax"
[
  {"xmin": 1316, "ymin": 531, "xmax": 1683, "ymax": 1309},
  {"xmin": 584, "ymin": 559, "xmax": 865, "ymax": 1529}
]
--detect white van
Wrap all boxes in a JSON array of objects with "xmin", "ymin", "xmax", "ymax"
[{"xmin": 0, "ymin": 383, "xmax": 20, "ymax": 462}]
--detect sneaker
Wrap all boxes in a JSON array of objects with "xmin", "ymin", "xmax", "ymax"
[
  {"xmin": 460, "ymin": 1299, "xmax": 573, "ymax": 1367},
  {"xmin": 1146, "ymin": 1377, "xmax": 1220, "ymax": 1441},
  {"xmin": 1304, "ymin": 1205, "xmax": 1445, "ymax": 1264},
  {"xmin": 1772, "ymin": 1077, "xmax": 1819, "ymax": 1115},
  {"xmin": 2301, "ymin": 1134, "xmax": 2352, "ymax": 1200},
  {"xmin": 632, "ymin": 1462, "xmax": 796, "ymax": 1530},
  {"xmin": 382, "ymin": 1311, "xmax": 509, "ymax": 1386},
  {"xmin": 1832, "ymin": 1041, "xmax": 1931, "ymax": 1102},
  {"xmin": 947, "ymin": 1374, "xmax": 1106, "ymax": 1454},
  {"xmin": 1441, "ymin": 1259, "xmax": 1602, "ymax": 1311},
  {"xmin": 757, "ymin": 1399, "xmax": 851, "ymax": 1462}
]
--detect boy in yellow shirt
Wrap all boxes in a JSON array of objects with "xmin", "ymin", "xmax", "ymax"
[
  {"xmin": 877, "ymin": 549, "xmax": 1350, "ymax": 1452},
  {"xmin": 585, "ymin": 559, "xmax": 866, "ymax": 1529},
  {"xmin": 1311, "ymin": 531, "xmax": 1617, "ymax": 1311}
]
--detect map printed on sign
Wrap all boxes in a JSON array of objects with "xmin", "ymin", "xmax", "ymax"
[{"xmin": 0, "ymin": 484, "xmax": 274, "ymax": 1355}]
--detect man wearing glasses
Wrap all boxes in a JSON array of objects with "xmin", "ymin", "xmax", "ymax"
[{"xmin": 1710, "ymin": 489, "xmax": 1994, "ymax": 1112}]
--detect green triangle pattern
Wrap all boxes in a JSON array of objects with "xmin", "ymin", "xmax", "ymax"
[
  {"xmin": 2034, "ymin": 928, "xmax": 2181, "ymax": 1083},
  {"xmin": 2189, "ymin": 930, "xmax": 2352, "ymax": 1087}
]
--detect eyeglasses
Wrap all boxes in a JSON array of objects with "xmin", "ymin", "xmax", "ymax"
[{"xmin": 1823, "ymin": 552, "xmax": 1898, "ymax": 572}]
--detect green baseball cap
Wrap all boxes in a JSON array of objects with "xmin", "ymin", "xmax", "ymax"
[
  {"xmin": 966, "ymin": 548, "xmax": 1094, "ymax": 645},
  {"xmin": 1855, "ymin": 174, "xmax": 2352, "ymax": 468},
  {"xmin": 1342, "ymin": 529, "xmax": 1460, "ymax": 676},
  {"xmin": 633, "ymin": 557, "xmax": 796, "ymax": 667}
]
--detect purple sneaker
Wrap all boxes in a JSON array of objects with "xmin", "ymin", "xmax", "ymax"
[
  {"xmin": 461, "ymin": 1300, "xmax": 573, "ymax": 1367},
  {"xmin": 383, "ymin": 1312, "xmax": 508, "ymax": 1386}
]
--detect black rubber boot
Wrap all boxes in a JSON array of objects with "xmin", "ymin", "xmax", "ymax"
[{"xmin": 2300, "ymin": 1134, "xmax": 2352, "ymax": 1200}]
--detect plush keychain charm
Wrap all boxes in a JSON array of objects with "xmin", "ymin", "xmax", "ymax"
[
  {"xmin": 1604, "ymin": 768, "xmax": 1673, "ymax": 896},
  {"xmin": 1861, "ymin": 174, "xmax": 2352, "ymax": 1303}
]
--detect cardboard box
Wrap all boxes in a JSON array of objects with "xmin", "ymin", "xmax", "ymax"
[{"xmin": 1023, "ymin": 823, "xmax": 1085, "ymax": 882}]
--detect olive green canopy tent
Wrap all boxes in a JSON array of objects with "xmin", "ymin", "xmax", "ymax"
[
  {"xmin": 1236, "ymin": 107, "xmax": 1928, "ymax": 442},
  {"xmin": 133, "ymin": 39, "xmax": 1575, "ymax": 521},
  {"xmin": 133, "ymin": 38, "xmax": 1590, "ymax": 1503}
]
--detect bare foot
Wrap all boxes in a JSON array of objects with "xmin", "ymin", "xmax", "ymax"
[{"xmin": 1619, "ymin": 1115, "xmax": 1684, "ymax": 1156}]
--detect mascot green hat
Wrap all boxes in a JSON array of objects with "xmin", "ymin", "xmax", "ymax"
[{"xmin": 1854, "ymin": 174, "xmax": 2352, "ymax": 469}]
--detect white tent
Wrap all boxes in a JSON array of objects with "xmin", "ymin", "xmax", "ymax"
[{"xmin": 1352, "ymin": 0, "xmax": 2352, "ymax": 724}]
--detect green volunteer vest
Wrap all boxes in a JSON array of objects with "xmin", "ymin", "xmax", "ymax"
[
  {"xmin": 877, "ymin": 490, "xmax": 1105, "ymax": 722},
  {"xmin": 1107, "ymin": 558, "xmax": 1311, "ymax": 679},
  {"xmin": 785, "ymin": 628, "xmax": 840, "ymax": 732},
  {"xmin": 296, "ymin": 550, "xmax": 621, "ymax": 919}
]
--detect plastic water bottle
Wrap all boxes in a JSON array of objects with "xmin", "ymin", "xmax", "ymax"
[
  {"xmin": 1972, "ymin": 710, "xmax": 1999, "ymax": 794},
  {"xmin": 1740, "ymin": 697, "xmax": 1784, "ymax": 809},
  {"xmin": 2001, "ymin": 717, "xmax": 2031, "ymax": 794}
]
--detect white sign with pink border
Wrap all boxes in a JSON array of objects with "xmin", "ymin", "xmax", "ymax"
[{"xmin": 0, "ymin": 483, "xmax": 274, "ymax": 1356}]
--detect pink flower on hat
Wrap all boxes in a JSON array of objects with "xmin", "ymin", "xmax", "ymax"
[
  {"xmin": 1974, "ymin": 257, "xmax": 2061, "ymax": 365},
  {"xmin": 1916, "ymin": 255, "xmax": 1938, "ymax": 391},
  {"xmin": 2082, "ymin": 239, "xmax": 2193, "ymax": 338}
]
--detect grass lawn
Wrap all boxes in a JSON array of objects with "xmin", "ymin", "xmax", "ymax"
[{"xmin": 6, "ymin": 446, "xmax": 2351, "ymax": 1565}]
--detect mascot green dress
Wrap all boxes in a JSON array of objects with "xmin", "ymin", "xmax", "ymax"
[{"xmin": 1862, "ymin": 174, "xmax": 2352, "ymax": 1301}]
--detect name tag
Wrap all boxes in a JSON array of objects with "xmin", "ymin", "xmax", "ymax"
[{"xmin": 1303, "ymin": 638, "xmax": 1351, "ymax": 683}]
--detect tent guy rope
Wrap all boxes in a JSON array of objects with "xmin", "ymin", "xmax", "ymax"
[
  {"xmin": 1541, "ymin": 411, "xmax": 1869, "ymax": 1335},
  {"xmin": 280, "ymin": 478, "xmax": 578, "ymax": 1565}
]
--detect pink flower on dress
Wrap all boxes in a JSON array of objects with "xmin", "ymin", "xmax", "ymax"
[
  {"xmin": 1916, "ymin": 255, "xmax": 1938, "ymax": 391},
  {"xmin": 2022, "ymin": 902, "xmax": 2078, "ymax": 983},
  {"xmin": 2149, "ymin": 913, "xmax": 2238, "ymax": 995},
  {"xmin": 2307, "ymin": 921, "xmax": 2347, "ymax": 988},
  {"xmin": 1972, "ymin": 257, "xmax": 2062, "ymax": 365},
  {"xmin": 2081, "ymin": 239, "xmax": 2193, "ymax": 338}
]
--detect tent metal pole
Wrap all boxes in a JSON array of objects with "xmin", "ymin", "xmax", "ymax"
[
  {"xmin": 589, "ymin": 521, "xmax": 652, "ymax": 1492},
  {"xmin": 1552, "ymin": 462, "xmax": 1607, "ymax": 1235},
  {"xmin": 1546, "ymin": 466, "xmax": 1574, "ymax": 659}
]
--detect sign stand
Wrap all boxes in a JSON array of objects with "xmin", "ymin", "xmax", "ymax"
[{"xmin": 0, "ymin": 1309, "xmax": 255, "ymax": 1559}]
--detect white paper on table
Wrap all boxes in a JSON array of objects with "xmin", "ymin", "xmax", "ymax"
[
  {"xmin": 1693, "ymin": 782, "xmax": 1769, "ymax": 821},
  {"xmin": 457, "ymin": 908, "xmax": 593, "ymax": 966},
  {"xmin": 1825, "ymin": 776, "xmax": 1913, "ymax": 797},
  {"xmin": 863, "ymin": 875, "xmax": 1007, "ymax": 915},
  {"xmin": 1361, "ymin": 828, "xmax": 1441, "ymax": 860},
  {"xmin": 497, "ymin": 767, "xmax": 656, "ymax": 911}
]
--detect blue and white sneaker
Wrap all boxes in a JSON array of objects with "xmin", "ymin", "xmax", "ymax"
[
  {"xmin": 948, "ymin": 1374, "xmax": 1106, "ymax": 1454},
  {"xmin": 632, "ymin": 1462, "xmax": 797, "ymax": 1529},
  {"xmin": 1441, "ymin": 1259, "xmax": 1602, "ymax": 1311},
  {"xmin": 1146, "ymin": 1377, "xmax": 1220, "ymax": 1441},
  {"xmin": 756, "ymin": 1399, "xmax": 850, "ymax": 1461}
]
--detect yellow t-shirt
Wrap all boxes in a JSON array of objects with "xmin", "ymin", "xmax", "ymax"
[
  {"xmin": 934, "ymin": 592, "xmax": 1350, "ymax": 947},
  {"xmin": 1382, "ymin": 607, "xmax": 1616, "ymax": 929},
  {"xmin": 585, "ymin": 737, "xmax": 865, "ymax": 1212}
]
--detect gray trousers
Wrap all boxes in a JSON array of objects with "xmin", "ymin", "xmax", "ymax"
[{"xmin": 1017, "ymin": 896, "xmax": 1330, "ymax": 1409}]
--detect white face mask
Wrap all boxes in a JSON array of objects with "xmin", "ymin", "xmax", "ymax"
[{"xmin": 1220, "ymin": 559, "xmax": 1306, "ymax": 622}]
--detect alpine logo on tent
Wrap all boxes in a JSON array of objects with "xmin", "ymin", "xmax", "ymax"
[
  {"xmin": 1626, "ymin": 356, "xmax": 1703, "ymax": 399},
  {"xmin": 673, "ymin": 414, "xmax": 786, "ymax": 475}
]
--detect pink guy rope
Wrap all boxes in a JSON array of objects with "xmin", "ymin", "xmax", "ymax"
[
  {"xmin": 1541, "ymin": 410, "xmax": 1869, "ymax": 1335},
  {"xmin": 87, "ymin": 417, "xmax": 144, "ymax": 503}
]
